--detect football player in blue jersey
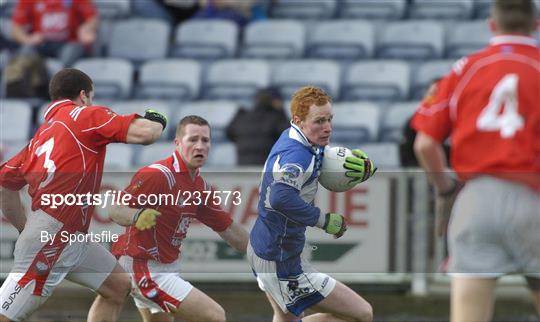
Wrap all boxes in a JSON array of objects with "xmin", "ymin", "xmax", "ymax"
[{"xmin": 247, "ymin": 86, "xmax": 376, "ymax": 322}]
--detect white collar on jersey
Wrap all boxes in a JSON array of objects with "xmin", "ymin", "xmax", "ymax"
[
  {"xmin": 43, "ymin": 99, "xmax": 72, "ymax": 119},
  {"xmin": 289, "ymin": 121, "xmax": 321, "ymax": 154},
  {"xmin": 490, "ymin": 35, "xmax": 538, "ymax": 47}
]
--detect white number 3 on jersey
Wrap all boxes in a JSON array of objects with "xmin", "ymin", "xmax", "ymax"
[{"xmin": 476, "ymin": 74, "xmax": 524, "ymax": 138}]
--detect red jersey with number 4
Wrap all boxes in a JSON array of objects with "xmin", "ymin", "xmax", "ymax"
[
  {"xmin": 12, "ymin": 0, "xmax": 97, "ymax": 42},
  {"xmin": 412, "ymin": 35, "xmax": 540, "ymax": 189},
  {"xmin": 0, "ymin": 99, "xmax": 137, "ymax": 233},
  {"xmin": 112, "ymin": 150, "xmax": 233, "ymax": 263}
]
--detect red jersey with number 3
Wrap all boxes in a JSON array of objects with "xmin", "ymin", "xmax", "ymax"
[
  {"xmin": 0, "ymin": 99, "xmax": 137, "ymax": 233},
  {"xmin": 412, "ymin": 35, "xmax": 540, "ymax": 189},
  {"xmin": 112, "ymin": 150, "xmax": 233, "ymax": 263}
]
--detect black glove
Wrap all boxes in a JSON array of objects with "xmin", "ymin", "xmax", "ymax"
[{"xmin": 144, "ymin": 109, "xmax": 167, "ymax": 130}]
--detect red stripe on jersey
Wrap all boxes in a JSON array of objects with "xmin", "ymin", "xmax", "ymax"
[{"xmin": 132, "ymin": 259, "xmax": 181, "ymax": 312}]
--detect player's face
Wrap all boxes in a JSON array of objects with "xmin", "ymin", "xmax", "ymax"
[
  {"xmin": 175, "ymin": 124, "xmax": 211, "ymax": 171},
  {"xmin": 296, "ymin": 102, "xmax": 333, "ymax": 146}
]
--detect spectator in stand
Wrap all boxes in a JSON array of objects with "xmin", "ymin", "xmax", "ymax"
[
  {"xmin": 192, "ymin": 0, "xmax": 266, "ymax": 27},
  {"xmin": 132, "ymin": 0, "xmax": 200, "ymax": 26},
  {"xmin": 11, "ymin": 0, "xmax": 99, "ymax": 67},
  {"xmin": 226, "ymin": 87, "xmax": 289, "ymax": 166}
]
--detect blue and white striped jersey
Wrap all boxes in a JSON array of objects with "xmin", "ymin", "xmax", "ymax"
[{"xmin": 250, "ymin": 123, "xmax": 324, "ymax": 261}]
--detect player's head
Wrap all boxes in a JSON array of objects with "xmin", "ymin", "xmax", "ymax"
[
  {"xmin": 174, "ymin": 115, "xmax": 211, "ymax": 171},
  {"xmin": 49, "ymin": 68, "xmax": 94, "ymax": 106},
  {"xmin": 290, "ymin": 86, "xmax": 333, "ymax": 146},
  {"xmin": 490, "ymin": 0, "xmax": 538, "ymax": 35}
]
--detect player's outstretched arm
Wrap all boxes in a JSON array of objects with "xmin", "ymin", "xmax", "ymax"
[
  {"xmin": 218, "ymin": 221, "xmax": 249, "ymax": 254},
  {"xmin": 0, "ymin": 186, "xmax": 26, "ymax": 232},
  {"xmin": 126, "ymin": 109, "xmax": 168, "ymax": 145}
]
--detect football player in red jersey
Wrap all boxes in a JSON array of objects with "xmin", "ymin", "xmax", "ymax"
[
  {"xmin": 412, "ymin": 1, "xmax": 540, "ymax": 320},
  {"xmin": 107, "ymin": 115, "xmax": 248, "ymax": 322},
  {"xmin": 0, "ymin": 68, "xmax": 167, "ymax": 322}
]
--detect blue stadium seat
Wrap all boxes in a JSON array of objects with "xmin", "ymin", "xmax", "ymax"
[
  {"xmin": 242, "ymin": 20, "xmax": 305, "ymax": 59},
  {"xmin": 136, "ymin": 142, "xmax": 176, "ymax": 166},
  {"xmin": 93, "ymin": 19, "xmax": 114, "ymax": 56},
  {"xmin": 104, "ymin": 144, "xmax": 135, "ymax": 170},
  {"xmin": 412, "ymin": 60, "xmax": 453, "ymax": 99},
  {"xmin": 343, "ymin": 61, "xmax": 410, "ymax": 102},
  {"xmin": 94, "ymin": 0, "xmax": 131, "ymax": 19},
  {"xmin": 0, "ymin": 100, "xmax": 32, "ymax": 142},
  {"xmin": 0, "ymin": 140, "xmax": 27, "ymax": 162},
  {"xmin": 108, "ymin": 19, "xmax": 170, "ymax": 64},
  {"xmin": 137, "ymin": 59, "xmax": 201, "ymax": 101},
  {"xmin": 410, "ymin": 0, "xmax": 473, "ymax": 20},
  {"xmin": 338, "ymin": 0, "xmax": 406, "ymax": 20},
  {"xmin": 378, "ymin": 21, "xmax": 444, "ymax": 60},
  {"xmin": 381, "ymin": 102, "xmax": 418, "ymax": 142},
  {"xmin": 359, "ymin": 142, "xmax": 400, "ymax": 168},
  {"xmin": 73, "ymin": 58, "xmax": 134, "ymax": 99},
  {"xmin": 272, "ymin": 60, "xmax": 340, "ymax": 99},
  {"xmin": 172, "ymin": 19, "xmax": 239, "ymax": 60},
  {"xmin": 204, "ymin": 59, "xmax": 270, "ymax": 103},
  {"xmin": 446, "ymin": 21, "xmax": 491, "ymax": 59},
  {"xmin": 46, "ymin": 59, "xmax": 64, "ymax": 78},
  {"xmin": 307, "ymin": 20, "xmax": 374, "ymax": 60},
  {"xmin": 331, "ymin": 102, "xmax": 381, "ymax": 144},
  {"xmin": 0, "ymin": 17, "xmax": 12, "ymax": 40},
  {"xmin": 175, "ymin": 101, "xmax": 239, "ymax": 143},
  {"xmin": 270, "ymin": 0, "xmax": 337, "ymax": 19},
  {"xmin": 207, "ymin": 142, "xmax": 237, "ymax": 167},
  {"xmin": 0, "ymin": 0, "xmax": 16, "ymax": 17}
]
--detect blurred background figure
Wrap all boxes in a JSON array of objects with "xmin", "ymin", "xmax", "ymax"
[
  {"xmin": 11, "ymin": 0, "xmax": 99, "ymax": 67},
  {"xmin": 132, "ymin": 0, "xmax": 200, "ymax": 26},
  {"xmin": 192, "ymin": 0, "xmax": 266, "ymax": 27},
  {"xmin": 226, "ymin": 87, "xmax": 289, "ymax": 165}
]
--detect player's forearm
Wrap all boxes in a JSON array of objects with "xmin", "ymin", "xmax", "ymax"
[
  {"xmin": 125, "ymin": 118, "xmax": 163, "ymax": 145},
  {"xmin": 218, "ymin": 222, "xmax": 249, "ymax": 254},
  {"xmin": 414, "ymin": 132, "xmax": 455, "ymax": 193},
  {"xmin": 11, "ymin": 24, "xmax": 32, "ymax": 45},
  {"xmin": 269, "ymin": 183, "xmax": 321, "ymax": 227},
  {"xmin": 0, "ymin": 186, "xmax": 26, "ymax": 232},
  {"xmin": 109, "ymin": 204, "xmax": 139, "ymax": 226}
]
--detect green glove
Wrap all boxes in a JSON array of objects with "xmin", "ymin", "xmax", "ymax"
[
  {"xmin": 323, "ymin": 213, "xmax": 347, "ymax": 238},
  {"xmin": 144, "ymin": 109, "xmax": 168, "ymax": 130},
  {"xmin": 344, "ymin": 149, "xmax": 377, "ymax": 186},
  {"xmin": 132, "ymin": 208, "xmax": 161, "ymax": 230}
]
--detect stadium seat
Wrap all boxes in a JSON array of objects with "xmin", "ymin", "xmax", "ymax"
[
  {"xmin": 207, "ymin": 142, "xmax": 237, "ymax": 167},
  {"xmin": 475, "ymin": 0, "xmax": 540, "ymax": 18},
  {"xmin": 242, "ymin": 20, "xmax": 305, "ymax": 59},
  {"xmin": 0, "ymin": 0, "xmax": 16, "ymax": 17},
  {"xmin": 94, "ymin": 0, "xmax": 131, "ymax": 19},
  {"xmin": 104, "ymin": 144, "xmax": 134, "ymax": 170},
  {"xmin": 136, "ymin": 142, "xmax": 176, "ymax": 166},
  {"xmin": 272, "ymin": 60, "xmax": 340, "ymax": 99},
  {"xmin": 93, "ymin": 19, "xmax": 114, "ymax": 56},
  {"xmin": 0, "ymin": 17, "xmax": 12, "ymax": 40},
  {"xmin": 412, "ymin": 60, "xmax": 454, "ymax": 99},
  {"xmin": 410, "ymin": 0, "xmax": 473, "ymax": 20},
  {"xmin": 137, "ymin": 59, "xmax": 201, "ymax": 101},
  {"xmin": 175, "ymin": 101, "xmax": 239, "ymax": 143},
  {"xmin": 446, "ymin": 21, "xmax": 491, "ymax": 59},
  {"xmin": 46, "ymin": 59, "xmax": 64, "ymax": 78},
  {"xmin": 269, "ymin": 0, "xmax": 337, "ymax": 20},
  {"xmin": 343, "ymin": 61, "xmax": 410, "ymax": 102},
  {"xmin": 73, "ymin": 58, "xmax": 134, "ymax": 99},
  {"xmin": 381, "ymin": 102, "xmax": 418, "ymax": 142},
  {"xmin": 377, "ymin": 21, "xmax": 444, "ymax": 60},
  {"xmin": 110, "ymin": 100, "xmax": 173, "ymax": 124},
  {"xmin": 358, "ymin": 142, "xmax": 400, "ymax": 168},
  {"xmin": 172, "ymin": 19, "xmax": 238, "ymax": 60},
  {"xmin": 0, "ymin": 140, "xmax": 27, "ymax": 162},
  {"xmin": 338, "ymin": 0, "xmax": 406, "ymax": 20},
  {"xmin": 307, "ymin": 20, "xmax": 374, "ymax": 60},
  {"xmin": 331, "ymin": 102, "xmax": 380, "ymax": 144},
  {"xmin": 108, "ymin": 19, "xmax": 170, "ymax": 64},
  {"xmin": 0, "ymin": 100, "xmax": 32, "ymax": 142},
  {"xmin": 204, "ymin": 59, "xmax": 270, "ymax": 103}
]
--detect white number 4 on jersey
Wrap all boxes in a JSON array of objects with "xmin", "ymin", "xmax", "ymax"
[{"xmin": 476, "ymin": 74, "xmax": 524, "ymax": 138}]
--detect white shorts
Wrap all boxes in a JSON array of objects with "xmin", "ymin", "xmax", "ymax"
[
  {"xmin": 449, "ymin": 176, "xmax": 540, "ymax": 278},
  {"xmin": 0, "ymin": 211, "xmax": 117, "ymax": 321},
  {"xmin": 119, "ymin": 256, "xmax": 193, "ymax": 314},
  {"xmin": 247, "ymin": 242, "xmax": 336, "ymax": 317}
]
